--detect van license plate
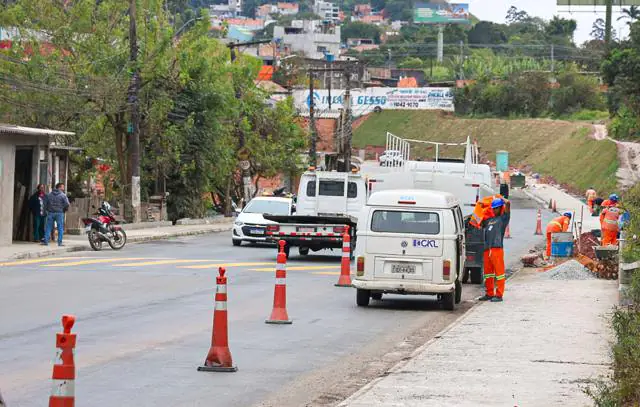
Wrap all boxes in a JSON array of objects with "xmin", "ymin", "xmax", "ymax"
[{"xmin": 391, "ymin": 264, "xmax": 416, "ymax": 274}]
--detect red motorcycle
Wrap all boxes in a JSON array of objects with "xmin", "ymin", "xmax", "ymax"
[{"xmin": 82, "ymin": 202, "xmax": 127, "ymax": 251}]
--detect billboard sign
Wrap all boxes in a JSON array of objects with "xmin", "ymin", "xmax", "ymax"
[
  {"xmin": 414, "ymin": 2, "xmax": 470, "ymax": 24},
  {"xmin": 557, "ymin": 0, "xmax": 640, "ymax": 5},
  {"xmin": 292, "ymin": 87, "xmax": 455, "ymax": 117}
]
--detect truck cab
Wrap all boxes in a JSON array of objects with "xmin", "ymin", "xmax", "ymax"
[{"xmin": 353, "ymin": 189, "xmax": 465, "ymax": 310}]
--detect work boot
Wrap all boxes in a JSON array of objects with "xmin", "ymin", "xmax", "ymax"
[
  {"xmin": 490, "ymin": 296, "xmax": 504, "ymax": 303},
  {"xmin": 478, "ymin": 295, "xmax": 494, "ymax": 301}
]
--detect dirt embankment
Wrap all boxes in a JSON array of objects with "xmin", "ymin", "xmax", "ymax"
[{"xmin": 590, "ymin": 124, "xmax": 640, "ymax": 190}]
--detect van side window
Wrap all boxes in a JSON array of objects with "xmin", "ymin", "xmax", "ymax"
[{"xmin": 306, "ymin": 180, "xmax": 358, "ymax": 198}]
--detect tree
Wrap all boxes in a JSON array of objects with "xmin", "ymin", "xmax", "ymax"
[
  {"xmin": 618, "ymin": 5, "xmax": 640, "ymax": 26},
  {"xmin": 341, "ymin": 21, "xmax": 382, "ymax": 43},
  {"xmin": 505, "ymin": 6, "xmax": 529, "ymax": 24},
  {"xmin": 467, "ymin": 21, "xmax": 508, "ymax": 45},
  {"xmin": 398, "ymin": 57, "xmax": 424, "ymax": 69},
  {"xmin": 545, "ymin": 16, "xmax": 577, "ymax": 42},
  {"xmin": 591, "ymin": 18, "xmax": 606, "ymax": 41}
]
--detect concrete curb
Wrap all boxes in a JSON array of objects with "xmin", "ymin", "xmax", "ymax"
[{"xmin": 9, "ymin": 225, "xmax": 232, "ymax": 260}]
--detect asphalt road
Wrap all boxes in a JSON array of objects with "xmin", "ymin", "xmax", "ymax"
[{"xmin": 0, "ymin": 194, "xmax": 552, "ymax": 407}]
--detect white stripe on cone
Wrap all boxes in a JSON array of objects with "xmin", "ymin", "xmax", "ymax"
[
  {"xmin": 217, "ymin": 285, "xmax": 227, "ymax": 294},
  {"xmin": 215, "ymin": 301, "xmax": 227, "ymax": 310},
  {"xmin": 275, "ymin": 278, "xmax": 286, "ymax": 285},
  {"xmin": 50, "ymin": 379, "xmax": 75, "ymax": 397},
  {"xmin": 342, "ymin": 252, "xmax": 349, "ymax": 258},
  {"xmin": 276, "ymin": 264, "xmax": 286, "ymax": 271}
]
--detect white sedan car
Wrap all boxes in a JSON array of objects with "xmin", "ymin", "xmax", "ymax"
[{"xmin": 232, "ymin": 196, "xmax": 293, "ymax": 246}]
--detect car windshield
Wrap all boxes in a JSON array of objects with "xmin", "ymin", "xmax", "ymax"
[{"xmin": 243, "ymin": 200, "xmax": 290, "ymax": 215}]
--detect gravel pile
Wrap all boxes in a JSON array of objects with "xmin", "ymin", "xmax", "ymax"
[{"xmin": 544, "ymin": 260, "xmax": 596, "ymax": 280}]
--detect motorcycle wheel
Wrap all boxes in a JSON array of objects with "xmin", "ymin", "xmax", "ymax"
[
  {"xmin": 88, "ymin": 231, "xmax": 103, "ymax": 251},
  {"xmin": 108, "ymin": 229, "xmax": 127, "ymax": 250}
]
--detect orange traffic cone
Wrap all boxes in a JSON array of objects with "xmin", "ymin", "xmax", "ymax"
[
  {"xmin": 534, "ymin": 209, "xmax": 543, "ymax": 235},
  {"xmin": 49, "ymin": 315, "xmax": 76, "ymax": 407},
  {"xmin": 505, "ymin": 224, "xmax": 511, "ymax": 239},
  {"xmin": 198, "ymin": 267, "xmax": 237, "ymax": 372},
  {"xmin": 335, "ymin": 225, "xmax": 353, "ymax": 287},
  {"xmin": 266, "ymin": 240, "xmax": 292, "ymax": 324}
]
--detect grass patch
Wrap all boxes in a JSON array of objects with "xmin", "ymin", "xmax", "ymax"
[
  {"xmin": 556, "ymin": 110, "xmax": 610, "ymax": 122},
  {"xmin": 353, "ymin": 111, "xmax": 618, "ymax": 193}
]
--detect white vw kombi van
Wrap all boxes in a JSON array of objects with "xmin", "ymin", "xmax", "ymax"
[{"xmin": 353, "ymin": 189, "xmax": 465, "ymax": 310}]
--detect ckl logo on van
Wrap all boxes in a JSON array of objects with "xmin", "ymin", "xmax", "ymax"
[{"xmin": 413, "ymin": 239, "xmax": 438, "ymax": 248}]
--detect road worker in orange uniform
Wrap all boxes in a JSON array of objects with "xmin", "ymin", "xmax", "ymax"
[
  {"xmin": 470, "ymin": 194, "xmax": 505, "ymax": 229},
  {"xmin": 600, "ymin": 194, "xmax": 621, "ymax": 246},
  {"xmin": 545, "ymin": 212, "xmax": 572, "ymax": 258},
  {"xmin": 478, "ymin": 197, "xmax": 510, "ymax": 303},
  {"xmin": 585, "ymin": 187, "xmax": 597, "ymax": 213}
]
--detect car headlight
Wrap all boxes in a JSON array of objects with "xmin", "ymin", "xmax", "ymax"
[{"xmin": 234, "ymin": 221, "xmax": 244, "ymax": 226}]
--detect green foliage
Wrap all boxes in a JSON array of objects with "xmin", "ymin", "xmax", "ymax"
[
  {"xmin": 550, "ymin": 70, "xmax": 605, "ymax": 115},
  {"xmin": 341, "ymin": 21, "xmax": 382, "ymax": 44},
  {"xmin": 609, "ymin": 105, "xmax": 640, "ymax": 140},
  {"xmin": 397, "ymin": 57, "xmax": 424, "ymax": 69}
]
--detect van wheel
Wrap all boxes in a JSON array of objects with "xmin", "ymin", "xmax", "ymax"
[
  {"xmin": 462, "ymin": 268, "xmax": 470, "ymax": 283},
  {"xmin": 442, "ymin": 291, "xmax": 456, "ymax": 311},
  {"xmin": 299, "ymin": 247, "xmax": 310, "ymax": 256},
  {"xmin": 455, "ymin": 279, "xmax": 462, "ymax": 304},
  {"xmin": 470, "ymin": 267, "xmax": 483, "ymax": 284},
  {"xmin": 371, "ymin": 293, "xmax": 382, "ymax": 301},
  {"xmin": 356, "ymin": 289, "xmax": 370, "ymax": 307}
]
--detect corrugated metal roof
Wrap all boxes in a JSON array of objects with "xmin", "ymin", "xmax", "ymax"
[{"xmin": 0, "ymin": 124, "xmax": 75, "ymax": 137}]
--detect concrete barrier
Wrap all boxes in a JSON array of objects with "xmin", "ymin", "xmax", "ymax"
[{"xmin": 175, "ymin": 216, "xmax": 229, "ymax": 226}]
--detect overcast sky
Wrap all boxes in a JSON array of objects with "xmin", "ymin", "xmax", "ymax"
[{"xmin": 466, "ymin": 0, "xmax": 631, "ymax": 44}]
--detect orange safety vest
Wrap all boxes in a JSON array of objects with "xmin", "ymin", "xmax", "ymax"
[
  {"xmin": 470, "ymin": 194, "xmax": 504, "ymax": 228},
  {"xmin": 546, "ymin": 216, "xmax": 569, "ymax": 234},
  {"xmin": 601, "ymin": 207, "xmax": 621, "ymax": 231},
  {"xmin": 601, "ymin": 199, "xmax": 612, "ymax": 208}
]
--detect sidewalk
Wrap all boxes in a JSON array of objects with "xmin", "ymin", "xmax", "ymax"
[
  {"xmin": 525, "ymin": 181, "xmax": 601, "ymax": 232},
  {"xmin": 339, "ymin": 267, "xmax": 617, "ymax": 407},
  {"xmin": 0, "ymin": 221, "xmax": 233, "ymax": 261}
]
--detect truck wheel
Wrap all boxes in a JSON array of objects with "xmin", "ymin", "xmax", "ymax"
[
  {"xmin": 356, "ymin": 289, "xmax": 370, "ymax": 307},
  {"xmin": 455, "ymin": 279, "xmax": 462, "ymax": 304},
  {"xmin": 371, "ymin": 293, "xmax": 382, "ymax": 301},
  {"xmin": 299, "ymin": 246, "xmax": 310, "ymax": 256},
  {"xmin": 442, "ymin": 291, "xmax": 456, "ymax": 311},
  {"xmin": 462, "ymin": 268, "xmax": 470, "ymax": 283},
  {"xmin": 470, "ymin": 267, "xmax": 483, "ymax": 284}
]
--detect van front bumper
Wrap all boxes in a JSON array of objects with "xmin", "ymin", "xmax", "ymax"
[{"xmin": 352, "ymin": 279, "xmax": 455, "ymax": 294}]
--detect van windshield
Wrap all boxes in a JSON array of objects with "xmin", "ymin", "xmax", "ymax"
[{"xmin": 371, "ymin": 210, "xmax": 440, "ymax": 235}]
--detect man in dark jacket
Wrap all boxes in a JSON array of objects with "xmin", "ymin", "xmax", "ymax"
[
  {"xmin": 478, "ymin": 197, "xmax": 511, "ymax": 303},
  {"xmin": 42, "ymin": 183, "xmax": 70, "ymax": 246},
  {"xmin": 28, "ymin": 183, "xmax": 46, "ymax": 242}
]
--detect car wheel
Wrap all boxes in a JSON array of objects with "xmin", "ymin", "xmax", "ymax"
[
  {"xmin": 232, "ymin": 239, "xmax": 242, "ymax": 247},
  {"xmin": 299, "ymin": 246, "xmax": 310, "ymax": 256},
  {"xmin": 442, "ymin": 291, "xmax": 456, "ymax": 311},
  {"xmin": 470, "ymin": 267, "xmax": 483, "ymax": 284},
  {"xmin": 356, "ymin": 289, "xmax": 370, "ymax": 306},
  {"xmin": 455, "ymin": 279, "xmax": 462, "ymax": 304},
  {"xmin": 371, "ymin": 293, "xmax": 382, "ymax": 301}
]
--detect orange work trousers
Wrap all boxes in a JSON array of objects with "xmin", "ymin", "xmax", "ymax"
[
  {"xmin": 483, "ymin": 248, "xmax": 506, "ymax": 298},
  {"xmin": 602, "ymin": 229, "xmax": 619, "ymax": 246},
  {"xmin": 546, "ymin": 232, "xmax": 553, "ymax": 258}
]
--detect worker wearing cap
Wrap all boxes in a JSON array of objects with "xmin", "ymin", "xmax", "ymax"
[
  {"xmin": 479, "ymin": 197, "xmax": 510, "ymax": 303},
  {"xmin": 545, "ymin": 212, "xmax": 572, "ymax": 258},
  {"xmin": 600, "ymin": 194, "xmax": 621, "ymax": 246},
  {"xmin": 585, "ymin": 187, "xmax": 597, "ymax": 213}
]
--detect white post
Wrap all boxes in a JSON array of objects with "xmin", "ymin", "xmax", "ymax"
[{"xmin": 437, "ymin": 25, "xmax": 444, "ymax": 63}]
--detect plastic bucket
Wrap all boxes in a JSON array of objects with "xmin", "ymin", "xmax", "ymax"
[
  {"xmin": 552, "ymin": 232, "xmax": 574, "ymax": 243},
  {"xmin": 496, "ymin": 150, "xmax": 509, "ymax": 172}
]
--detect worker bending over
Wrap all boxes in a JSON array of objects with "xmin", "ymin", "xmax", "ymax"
[
  {"xmin": 545, "ymin": 212, "xmax": 572, "ymax": 258},
  {"xmin": 600, "ymin": 194, "xmax": 621, "ymax": 246},
  {"xmin": 585, "ymin": 187, "xmax": 597, "ymax": 213},
  {"xmin": 479, "ymin": 198, "xmax": 510, "ymax": 303}
]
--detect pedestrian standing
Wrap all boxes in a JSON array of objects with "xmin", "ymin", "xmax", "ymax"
[
  {"xmin": 478, "ymin": 198, "xmax": 510, "ymax": 303},
  {"xmin": 585, "ymin": 187, "xmax": 597, "ymax": 213},
  {"xmin": 28, "ymin": 183, "xmax": 47, "ymax": 242},
  {"xmin": 42, "ymin": 183, "xmax": 70, "ymax": 247},
  {"xmin": 600, "ymin": 194, "xmax": 621, "ymax": 246},
  {"xmin": 545, "ymin": 212, "xmax": 572, "ymax": 258}
]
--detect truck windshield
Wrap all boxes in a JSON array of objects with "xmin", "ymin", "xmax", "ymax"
[
  {"xmin": 243, "ymin": 200, "xmax": 290, "ymax": 215},
  {"xmin": 371, "ymin": 210, "xmax": 440, "ymax": 235}
]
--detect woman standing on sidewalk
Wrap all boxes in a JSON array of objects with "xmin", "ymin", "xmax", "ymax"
[{"xmin": 28, "ymin": 184, "xmax": 47, "ymax": 242}]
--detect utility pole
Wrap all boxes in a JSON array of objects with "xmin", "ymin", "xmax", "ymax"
[
  {"xmin": 551, "ymin": 43, "xmax": 555, "ymax": 72},
  {"xmin": 227, "ymin": 39, "xmax": 271, "ymax": 211},
  {"xmin": 343, "ymin": 66, "xmax": 352, "ymax": 173},
  {"xmin": 604, "ymin": 0, "xmax": 613, "ymax": 46},
  {"xmin": 308, "ymin": 70, "xmax": 316, "ymax": 167},
  {"xmin": 437, "ymin": 24, "xmax": 444, "ymax": 63},
  {"xmin": 128, "ymin": 0, "xmax": 141, "ymax": 223}
]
